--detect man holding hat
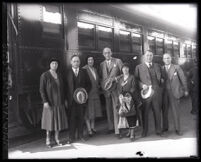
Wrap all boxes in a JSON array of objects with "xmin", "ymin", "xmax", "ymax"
[
  {"xmin": 66, "ymin": 55, "xmax": 91, "ymax": 143},
  {"xmin": 135, "ymin": 50, "xmax": 164, "ymax": 137},
  {"xmin": 100, "ymin": 47, "xmax": 123, "ymax": 137}
]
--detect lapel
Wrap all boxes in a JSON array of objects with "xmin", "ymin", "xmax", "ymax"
[
  {"xmin": 103, "ymin": 60, "xmax": 109, "ymax": 77},
  {"xmin": 108, "ymin": 58, "xmax": 114, "ymax": 73},
  {"xmin": 142, "ymin": 63, "xmax": 150, "ymax": 79},
  {"xmin": 86, "ymin": 65, "xmax": 96, "ymax": 82},
  {"xmin": 168, "ymin": 64, "xmax": 176, "ymax": 80}
]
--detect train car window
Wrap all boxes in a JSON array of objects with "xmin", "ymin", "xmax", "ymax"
[
  {"xmin": 119, "ymin": 30, "xmax": 131, "ymax": 52},
  {"xmin": 156, "ymin": 38, "xmax": 164, "ymax": 55},
  {"xmin": 192, "ymin": 44, "xmax": 197, "ymax": 59},
  {"xmin": 187, "ymin": 44, "xmax": 192, "ymax": 58},
  {"xmin": 42, "ymin": 5, "xmax": 62, "ymax": 38},
  {"xmin": 147, "ymin": 36, "xmax": 156, "ymax": 54},
  {"xmin": 97, "ymin": 26, "xmax": 113, "ymax": 51},
  {"xmin": 165, "ymin": 39, "xmax": 173, "ymax": 56},
  {"xmin": 131, "ymin": 33, "xmax": 142, "ymax": 54},
  {"xmin": 173, "ymin": 41, "xmax": 180, "ymax": 57},
  {"xmin": 78, "ymin": 21, "xmax": 95, "ymax": 49}
]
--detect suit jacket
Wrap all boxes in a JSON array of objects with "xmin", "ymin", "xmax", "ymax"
[
  {"xmin": 134, "ymin": 63, "xmax": 162, "ymax": 90},
  {"xmin": 65, "ymin": 68, "xmax": 91, "ymax": 107},
  {"xmin": 162, "ymin": 64, "xmax": 188, "ymax": 99},
  {"xmin": 100, "ymin": 57, "xmax": 123, "ymax": 95},
  {"xmin": 82, "ymin": 65, "xmax": 100, "ymax": 99}
]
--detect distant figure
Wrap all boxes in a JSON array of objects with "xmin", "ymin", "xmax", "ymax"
[
  {"xmin": 83, "ymin": 56, "xmax": 102, "ymax": 137},
  {"xmin": 116, "ymin": 63, "xmax": 142, "ymax": 141},
  {"xmin": 135, "ymin": 50, "xmax": 164, "ymax": 137},
  {"xmin": 66, "ymin": 55, "xmax": 91, "ymax": 143},
  {"xmin": 39, "ymin": 58, "xmax": 68, "ymax": 148},
  {"xmin": 161, "ymin": 53, "xmax": 188, "ymax": 136},
  {"xmin": 189, "ymin": 59, "xmax": 198, "ymax": 115},
  {"xmin": 100, "ymin": 47, "xmax": 123, "ymax": 138}
]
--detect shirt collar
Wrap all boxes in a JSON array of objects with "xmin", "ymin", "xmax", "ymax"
[
  {"xmin": 165, "ymin": 64, "xmax": 171, "ymax": 69},
  {"xmin": 145, "ymin": 62, "xmax": 152, "ymax": 67},
  {"xmin": 72, "ymin": 67, "xmax": 79, "ymax": 72}
]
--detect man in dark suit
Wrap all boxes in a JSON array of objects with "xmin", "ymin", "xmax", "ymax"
[
  {"xmin": 100, "ymin": 47, "xmax": 123, "ymax": 137},
  {"xmin": 162, "ymin": 53, "xmax": 188, "ymax": 136},
  {"xmin": 135, "ymin": 50, "xmax": 164, "ymax": 137},
  {"xmin": 66, "ymin": 55, "xmax": 91, "ymax": 143}
]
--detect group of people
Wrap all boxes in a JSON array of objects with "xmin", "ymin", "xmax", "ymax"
[{"xmin": 39, "ymin": 47, "xmax": 191, "ymax": 148}]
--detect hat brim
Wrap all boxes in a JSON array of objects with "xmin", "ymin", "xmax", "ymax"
[
  {"xmin": 141, "ymin": 86, "xmax": 154, "ymax": 99},
  {"xmin": 103, "ymin": 79, "xmax": 116, "ymax": 91},
  {"xmin": 73, "ymin": 88, "xmax": 88, "ymax": 104}
]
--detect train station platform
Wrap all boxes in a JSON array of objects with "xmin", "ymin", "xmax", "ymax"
[{"xmin": 8, "ymin": 97, "xmax": 199, "ymax": 158}]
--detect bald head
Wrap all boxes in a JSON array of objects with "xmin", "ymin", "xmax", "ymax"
[
  {"xmin": 103, "ymin": 47, "xmax": 112, "ymax": 61},
  {"xmin": 163, "ymin": 53, "xmax": 172, "ymax": 65}
]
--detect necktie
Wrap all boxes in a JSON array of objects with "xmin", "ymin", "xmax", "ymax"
[
  {"xmin": 165, "ymin": 66, "xmax": 169, "ymax": 72},
  {"xmin": 149, "ymin": 63, "xmax": 152, "ymax": 68},
  {"xmin": 75, "ymin": 69, "xmax": 78, "ymax": 77}
]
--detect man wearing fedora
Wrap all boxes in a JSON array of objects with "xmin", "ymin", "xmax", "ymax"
[
  {"xmin": 161, "ymin": 53, "xmax": 188, "ymax": 136},
  {"xmin": 135, "ymin": 50, "xmax": 164, "ymax": 137},
  {"xmin": 100, "ymin": 47, "xmax": 123, "ymax": 137},
  {"xmin": 66, "ymin": 55, "xmax": 91, "ymax": 143}
]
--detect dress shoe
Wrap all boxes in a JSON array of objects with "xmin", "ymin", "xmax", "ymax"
[
  {"xmin": 176, "ymin": 130, "xmax": 183, "ymax": 136},
  {"xmin": 141, "ymin": 132, "xmax": 147, "ymax": 138},
  {"xmin": 106, "ymin": 130, "xmax": 113, "ymax": 134},
  {"xmin": 91, "ymin": 129, "xmax": 97, "ymax": 134},
  {"xmin": 162, "ymin": 129, "xmax": 168, "ymax": 133},
  {"xmin": 117, "ymin": 134, "xmax": 123, "ymax": 139},
  {"xmin": 79, "ymin": 137, "xmax": 87, "ymax": 142}
]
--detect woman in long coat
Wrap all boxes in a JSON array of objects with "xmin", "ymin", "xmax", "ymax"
[
  {"xmin": 39, "ymin": 58, "xmax": 68, "ymax": 147},
  {"xmin": 82, "ymin": 56, "xmax": 102, "ymax": 136},
  {"xmin": 116, "ymin": 63, "xmax": 142, "ymax": 141}
]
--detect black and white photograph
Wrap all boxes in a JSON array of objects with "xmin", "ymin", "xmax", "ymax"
[{"xmin": 3, "ymin": 2, "xmax": 198, "ymax": 159}]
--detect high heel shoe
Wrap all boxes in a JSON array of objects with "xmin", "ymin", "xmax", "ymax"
[
  {"xmin": 130, "ymin": 129, "xmax": 135, "ymax": 142},
  {"xmin": 55, "ymin": 139, "xmax": 63, "ymax": 146},
  {"xmin": 91, "ymin": 129, "xmax": 97, "ymax": 134},
  {"xmin": 46, "ymin": 139, "xmax": 52, "ymax": 148}
]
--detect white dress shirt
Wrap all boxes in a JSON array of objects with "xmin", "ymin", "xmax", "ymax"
[
  {"xmin": 145, "ymin": 62, "xmax": 152, "ymax": 68},
  {"xmin": 72, "ymin": 67, "xmax": 79, "ymax": 76},
  {"xmin": 165, "ymin": 64, "xmax": 171, "ymax": 71}
]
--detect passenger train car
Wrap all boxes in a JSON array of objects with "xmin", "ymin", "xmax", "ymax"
[{"xmin": 5, "ymin": 3, "xmax": 197, "ymax": 132}]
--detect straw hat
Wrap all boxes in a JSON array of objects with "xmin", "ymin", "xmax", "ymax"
[
  {"xmin": 73, "ymin": 88, "xmax": 88, "ymax": 104},
  {"xmin": 103, "ymin": 78, "xmax": 116, "ymax": 91},
  {"xmin": 141, "ymin": 85, "xmax": 154, "ymax": 99}
]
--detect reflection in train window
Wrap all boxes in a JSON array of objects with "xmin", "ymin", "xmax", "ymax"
[
  {"xmin": 78, "ymin": 22, "xmax": 95, "ymax": 49},
  {"xmin": 97, "ymin": 26, "xmax": 113, "ymax": 51},
  {"xmin": 131, "ymin": 33, "xmax": 142, "ymax": 54},
  {"xmin": 119, "ymin": 30, "xmax": 131, "ymax": 52}
]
